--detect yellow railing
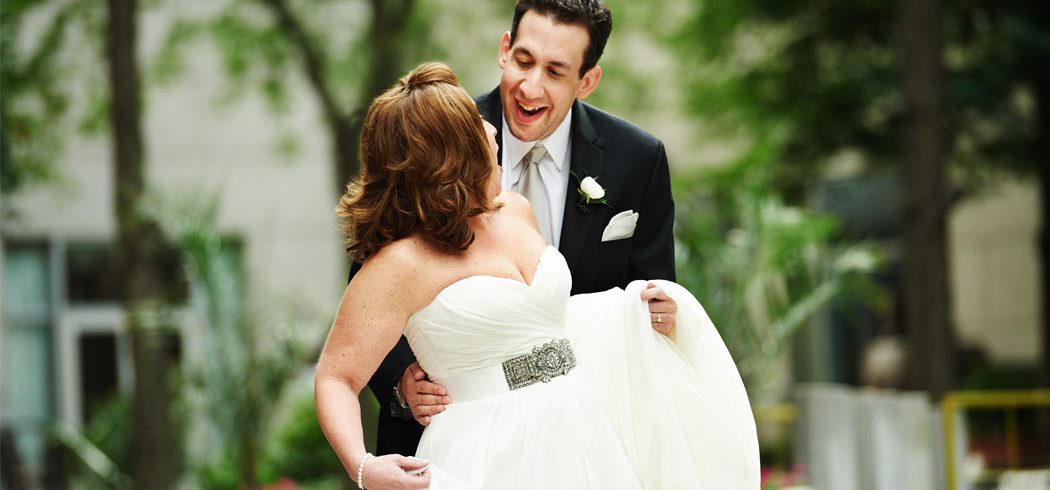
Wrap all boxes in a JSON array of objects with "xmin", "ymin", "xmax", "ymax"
[
  {"xmin": 753, "ymin": 402, "xmax": 799, "ymax": 426},
  {"xmin": 941, "ymin": 389, "xmax": 1050, "ymax": 490}
]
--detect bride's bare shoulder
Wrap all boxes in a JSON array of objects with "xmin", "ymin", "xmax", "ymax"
[
  {"xmin": 494, "ymin": 191, "xmax": 544, "ymax": 241},
  {"xmin": 497, "ymin": 191, "xmax": 538, "ymax": 222},
  {"xmin": 497, "ymin": 191, "xmax": 530, "ymax": 211},
  {"xmin": 354, "ymin": 236, "xmax": 469, "ymax": 316},
  {"xmin": 354, "ymin": 236, "xmax": 429, "ymax": 288}
]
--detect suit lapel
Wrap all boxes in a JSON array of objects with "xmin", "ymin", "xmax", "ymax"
[{"xmin": 559, "ymin": 100, "xmax": 603, "ymax": 272}]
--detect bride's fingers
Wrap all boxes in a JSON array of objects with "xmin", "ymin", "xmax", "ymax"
[
  {"xmin": 650, "ymin": 310, "xmax": 676, "ymax": 335},
  {"xmin": 395, "ymin": 455, "xmax": 431, "ymax": 476},
  {"xmin": 650, "ymin": 310, "xmax": 676, "ymax": 321},
  {"xmin": 640, "ymin": 282, "xmax": 670, "ymax": 302},
  {"xmin": 374, "ymin": 455, "xmax": 431, "ymax": 488},
  {"xmin": 652, "ymin": 319, "xmax": 674, "ymax": 335},
  {"xmin": 645, "ymin": 286, "xmax": 679, "ymax": 335}
]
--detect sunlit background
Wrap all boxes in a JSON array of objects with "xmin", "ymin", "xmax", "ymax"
[{"xmin": 1, "ymin": 0, "xmax": 1047, "ymax": 489}]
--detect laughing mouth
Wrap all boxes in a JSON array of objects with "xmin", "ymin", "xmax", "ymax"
[{"xmin": 518, "ymin": 103, "xmax": 547, "ymax": 117}]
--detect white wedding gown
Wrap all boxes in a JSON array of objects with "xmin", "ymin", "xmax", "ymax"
[{"xmin": 405, "ymin": 246, "xmax": 760, "ymax": 489}]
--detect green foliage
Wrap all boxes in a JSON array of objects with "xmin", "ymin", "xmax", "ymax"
[
  {"xmin": 672, "ymin": 0, "xmax": 898, "ymax": 196},
  {"xmin": 675, "ymin": 160, "xmax": 884, "ymax": 400},
  {"xmin": 671, "ymin": 0, "xmax": 1049, "ymax": 194},
  {"xmin": 151, "ymin": 0, "xmax": 442, "ymax": 117},
  {"xmin": 0, "ymin": 0, "xmax": 120, "ymax": 202},
  {"xmin": 150, "ymin": 190, "xmax": 325, "ymax": 487},
  {"xmin": 51, "ymin": 395, "xmax": 132, "ymax": 489},
  {"xmin": 154, "ymin": 3, "xmax": 297, "ymax": 112},
  {"xmin": 1, "ymin": 0, "xmax": 93, "ymax": 196},
  {"xmin": 146, "ymin": 0, "xmax": 454, "ymax": 174},
  {"xmin": 584, "ymin": 0, "xmax": 685, "ymax": 118},
  {"xmin": 256, "ymin": 392, "xmax": 348, "ymax": 486},
  {"xmin": 940, "ymin": 0, "xmax": 1048, "ymax": 177},
  {"xmin": 194, "ymin": 446, "xmax": 246, "ymax": 490}
]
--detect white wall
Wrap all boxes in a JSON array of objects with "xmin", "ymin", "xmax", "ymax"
[
  {"xmin": 4, "ymin": 2, "xmax": 346, "ymax": 308},
  {"xmin": 949, "ymin": 180, "xmax": 1043, "ymax": 364}
]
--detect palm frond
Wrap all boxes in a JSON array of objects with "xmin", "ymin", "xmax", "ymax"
[
  {"xmin": 51, "ymin": 421, "xmax": 133, "ymax": 489},
  {"xmin": 675, "ymin": 166, "xmax": 884, "ymax": 401},
  {"xmin": 148, "ymin": 188, "xmax": 324, "ymax": 485}
]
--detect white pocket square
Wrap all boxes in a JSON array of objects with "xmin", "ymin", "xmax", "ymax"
[{"xmin": 601, "ymin": 210, "xmax": 639, "ymax": 242}]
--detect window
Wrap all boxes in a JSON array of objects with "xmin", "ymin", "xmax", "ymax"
[
  {"xmin": 1, "ymin": 242, "xmax": 54, "ymax": 479},
  {"xmin": 66, "ymin": 242, "xmax": 189, "ymax": 304}
]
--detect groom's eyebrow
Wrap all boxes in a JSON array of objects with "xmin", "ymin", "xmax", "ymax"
[{"xmin": 513, "ymin": 46, "xmax": 571, "ymax": 71}]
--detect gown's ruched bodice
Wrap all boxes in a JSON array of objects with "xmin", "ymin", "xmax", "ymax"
[{"xmin": 405, "ymin": 246, "xmax": 568, "ymax": 387}]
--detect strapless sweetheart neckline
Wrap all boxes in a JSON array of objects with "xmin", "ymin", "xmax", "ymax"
[{"xmin": 410, "ymin": 245, "xmax": 558, "ymax": 319}]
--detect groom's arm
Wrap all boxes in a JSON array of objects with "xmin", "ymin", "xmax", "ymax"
[
  {"xmin": 629, "ymin": 140, "xmax": 676, "ymax": 281},
  {"xmin": 368, "ymin": 337, "xmax": 416, "ymax": 413}
]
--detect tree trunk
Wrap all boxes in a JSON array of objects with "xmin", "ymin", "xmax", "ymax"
[
  {"xmin": 332, "ymin": 0, "xmax": 416, "ymax": 197},
  {"xmin": 899, "ymin": 0, "xmax": 955, "ymax": 399},
  {"xmin": 107, "ymin": 0, "xmax": 179, "ymax": 486},
  {"xmin": 1032, "ymin": 0, "xmax": 1050, "ymax": 392},
  {"xmin": 1040, "ymin": 156, "xmax": 1049, "ymax": 389},
  {"xmin": 255, "ymin": 0, "xmax": 414, "ymax": 199},
  {"xmin": 240, "ymin": 432, "xmax": 259, "ymax": 489},
  {"xmin": 333, "ymin": 113, "xmax": 358, "ymax": 198}
]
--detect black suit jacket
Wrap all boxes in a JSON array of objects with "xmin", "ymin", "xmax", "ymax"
[{"xmin": 361, "ymin": 88, "xmax": 676, "ymax": 456}]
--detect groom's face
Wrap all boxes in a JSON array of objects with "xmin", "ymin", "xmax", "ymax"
[{"xmin": 498, "ymin": 10, "xmax": 602, "ymax": 143}]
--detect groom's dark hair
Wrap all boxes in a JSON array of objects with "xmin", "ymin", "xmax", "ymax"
[{"xmin": 510, "ymin": 0, "xmax": 612, "ymax": 78}]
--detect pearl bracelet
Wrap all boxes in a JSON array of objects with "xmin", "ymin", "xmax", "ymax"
[{"xmin": 356, "ymin": 452, "xmax": 374, "ymax": 489}]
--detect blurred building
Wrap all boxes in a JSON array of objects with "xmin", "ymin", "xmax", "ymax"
[
  {"xmin": 804, "ymin": 168, "xmax": 1044, "ymax": 386},
  {"xmin": 0, "ymin": 7, "xmax": 344, "ymax": 481}
]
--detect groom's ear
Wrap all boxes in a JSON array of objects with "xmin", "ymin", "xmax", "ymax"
[
  {"xmin": 499, "ymin": 31, "xmax": 512, "ymax": 69},
  {"xmin": 575, "ymin": 65, "xmax": 602, "ymax": 100}
]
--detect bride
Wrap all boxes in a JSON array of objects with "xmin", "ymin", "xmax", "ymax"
[{"xmin": 315, "ymin": 62, "xmax": 759, "ymax": 489}]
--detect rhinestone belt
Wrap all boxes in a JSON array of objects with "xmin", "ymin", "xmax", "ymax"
[
  {"xmin": 434, "ymin": 338, "xmax": 579, "ymax": 403},
  {"xmin": 502, "ymin": 338, "xmax": 577, "ymax": 391}
]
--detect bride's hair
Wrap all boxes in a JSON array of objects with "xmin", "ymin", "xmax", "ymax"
[{"xmin": 337, "ymin": 62, "xmax": 501, "ymax": 261}]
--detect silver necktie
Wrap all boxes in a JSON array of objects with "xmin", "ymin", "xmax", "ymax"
[{"xmin": 517, "ymin": 144, "xmax": 551, "ymax": 244}]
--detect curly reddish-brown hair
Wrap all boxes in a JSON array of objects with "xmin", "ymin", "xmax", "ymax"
[{"xmin": 337, "ymin": 62, "xmax": 501, "ymax": 261}]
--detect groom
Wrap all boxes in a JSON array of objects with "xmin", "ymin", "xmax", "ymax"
[{"xmin": 364, "ymin": 0, "xmax": 679, "ymax": 456}]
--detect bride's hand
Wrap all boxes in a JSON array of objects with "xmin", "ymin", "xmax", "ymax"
[
  {"xmin": 357, "ymin": 454, "xmax": 431, "ymax": 489},
  {"xmin": 641, "ymin": 282, "xmax": 677, "ymax": 336},
  {"xmin": 401, "ymin": 362, "xmax": 452, "ymax": 426}
]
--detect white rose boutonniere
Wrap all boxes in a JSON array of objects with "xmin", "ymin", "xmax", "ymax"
[
  {"xmin": 570, "ymin": 171, "xmax": 611, "ymax": 209},
  {"xmin": 580, "ymin": 177, "xmax": 605, "ymax": 200}
]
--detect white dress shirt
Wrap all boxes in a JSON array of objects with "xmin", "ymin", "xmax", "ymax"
[{"xmin": 500, "ymin": 109, "xmax": 573, "ymax": 248}]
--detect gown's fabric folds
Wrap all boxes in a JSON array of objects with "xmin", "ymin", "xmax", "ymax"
[{"xmin": 405, "ymin": 246, "xmax": 759, "ymax": 489}]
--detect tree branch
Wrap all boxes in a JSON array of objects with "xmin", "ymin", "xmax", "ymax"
[{"xmin": 257, "ymin": 0, "xmax": 347, "ymax": 127}]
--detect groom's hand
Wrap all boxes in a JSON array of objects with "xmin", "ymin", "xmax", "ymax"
[
  {"xmin": 400, "ymin": 362, "xmax": 451, "ymax": 426},
  {"xmin": 641, "ymin": 282, "xmax": 677, "ymax": 336}
]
